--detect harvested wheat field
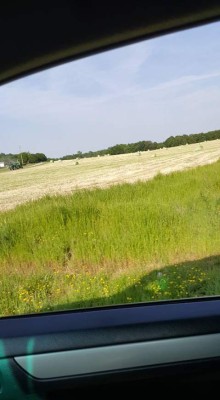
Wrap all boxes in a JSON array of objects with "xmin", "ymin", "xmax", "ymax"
[{"xmin": 1, "ymin": 139, "xmax": 220, "ymax": 212}]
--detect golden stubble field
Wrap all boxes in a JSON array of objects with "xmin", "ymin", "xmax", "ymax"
[{"xmin": 1, "ymin": 139, "xmax": 220, "ymax": 212}]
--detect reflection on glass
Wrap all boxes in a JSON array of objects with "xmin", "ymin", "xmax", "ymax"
[{"xmin": 1, "ymin": 22, "xmax": 220, "ymax": 316}]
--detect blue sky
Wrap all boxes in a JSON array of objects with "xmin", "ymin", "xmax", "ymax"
[{"xmin": 1, "ymin": 21, "xmax": 220, "ymax": 158}]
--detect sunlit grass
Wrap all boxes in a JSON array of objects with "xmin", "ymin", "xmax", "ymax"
[{"xmin": 0, "ymin": 159, "xmax": 220, "ymax": 316}]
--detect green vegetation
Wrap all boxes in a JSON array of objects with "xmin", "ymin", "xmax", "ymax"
[
  {"xmin": 0, "ymin": 152, "xmax": 47, "ymax": 167},
  {"xmin": 2, "ymin": 128, "xmax": 220, "ymax": 163},
  {"xmin": 0, "ymin": 159, "xmax": 220, "ymax": 316},
  {"xmin": 20, "ymin": 152, "xmax": 47, "ymax": 165}
]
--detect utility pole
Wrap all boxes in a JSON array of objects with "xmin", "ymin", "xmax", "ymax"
[{"xmin": 19, "ymin": 146, "xmax": 23, "ymax": 166}]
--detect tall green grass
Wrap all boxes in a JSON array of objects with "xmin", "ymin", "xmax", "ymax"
[{"xmin": 0, "ymin": 160, "xmax": 220, "ymax": 315}]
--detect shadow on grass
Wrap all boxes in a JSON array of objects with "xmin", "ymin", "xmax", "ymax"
[{"xmin": 42, "ymin": 254, "xmax": 220, "ymax": 313}]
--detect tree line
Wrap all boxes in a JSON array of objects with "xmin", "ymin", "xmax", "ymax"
[
  {"xmin": 0, "ymin": 152, "xmax": 47, "ymax": 165},
  {"xmin": 61, "ymin": 129, "xmax": 220, "ymax": 160},
  {"xmin": 1, "ymin": 129, "xmax": 220, "ymax": 164}
]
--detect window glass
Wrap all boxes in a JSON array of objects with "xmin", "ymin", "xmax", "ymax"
[{"xmin": 1, "ymin": 22, "xmax": 220, "ymax": 316}]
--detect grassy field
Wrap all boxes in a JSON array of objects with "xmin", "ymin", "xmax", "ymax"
[{"xmin": 0, "ymin": 140, "xmax": 220, "ymax": 316}]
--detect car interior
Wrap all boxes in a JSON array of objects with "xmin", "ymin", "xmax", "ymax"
[{"xmin": 1, "ymin": 1, "xmax": 220, "ymax": 398}]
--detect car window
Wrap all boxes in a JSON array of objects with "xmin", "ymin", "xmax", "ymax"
[{"xmin": 1, "ymin": 21, "xmax": 220, "ymax": 317}]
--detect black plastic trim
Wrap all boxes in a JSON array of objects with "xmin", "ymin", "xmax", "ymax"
[{"xmin": 1, "ymin": 1, "xmax": 220, "ymax": 85}]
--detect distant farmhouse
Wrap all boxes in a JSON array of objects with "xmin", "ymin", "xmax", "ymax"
[{"xmin": 0, "ymin": 162, "xmax": 5, "ymax": 168}]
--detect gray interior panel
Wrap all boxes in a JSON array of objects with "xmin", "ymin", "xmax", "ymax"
[{"xmin": 15, "ymin": 333, "xmax": 220, "ymax": 379}]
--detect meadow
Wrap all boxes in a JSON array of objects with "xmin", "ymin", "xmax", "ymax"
[{"xmin": 0, "ymin": 141, "xmax": 220, "ymax": 316}]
